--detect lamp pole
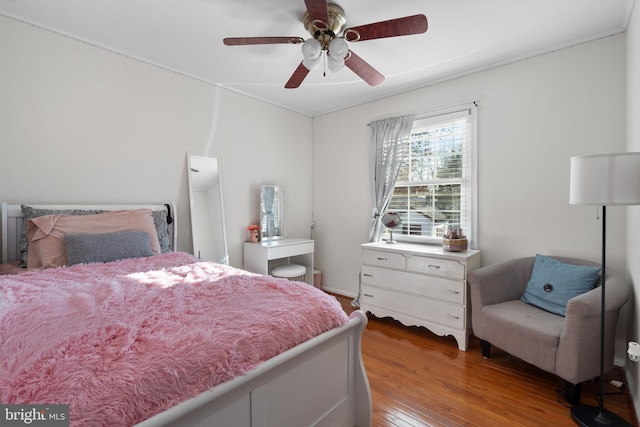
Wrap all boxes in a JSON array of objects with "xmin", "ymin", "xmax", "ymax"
[{"xmin": 569, "ymin": 152, "xmax": 640, "ymax": 427}]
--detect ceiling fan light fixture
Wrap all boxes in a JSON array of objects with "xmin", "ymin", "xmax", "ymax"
[
  {"xmin": 224, "ymin": 2, "xmax": 429, "ymax": 89},
  {"xmin": 301, "ymin": 38, "xmax": 322, "ymax": 60},
  {"xmin": 302, "ymin": 55, "xmax": 322, "ymax": 71},
  {"xmin": 327, "ymin": 55, "xmax": 345, "ymax": 72},
  {"xmin": 328, "ymin": 37, "xmax": 348, "ymax": 60}
]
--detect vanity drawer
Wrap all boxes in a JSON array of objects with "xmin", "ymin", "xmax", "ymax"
[
  {"xmin": 362, "ymin": 249, "xmax": 405, "ymax": 270},
  {"xmin": 361, "ymin": 265, "xmax": 464, "ymax": 304},
  {"xmin": 361, "ymin": 284, "xmax": 465, "ymax": 329},
  {"xmin": 265, "ymin": 241, "xmax": 314, "ymax": 259},
  {"xmin": 406, "ymin": 255, "xmax": 465, "ymax": 280}
]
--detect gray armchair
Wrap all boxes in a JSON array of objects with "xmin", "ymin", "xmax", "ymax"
[{"xmin": 468, "ymin": 256, "xmax": 629, "ymax": 404}]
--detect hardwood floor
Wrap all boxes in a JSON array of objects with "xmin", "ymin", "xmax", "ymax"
[{"xmin": 334, "ymin": 295, "xmax": 637, "ymax": 427}]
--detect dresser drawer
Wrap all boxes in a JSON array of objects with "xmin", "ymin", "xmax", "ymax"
[
  {"xmin": 361, "ymin": 265, "xmax": 464, "ymax": 304},
  {"xmin": 361, "ymin": 285, "xmax": 464, "ymax": 329},
  {"xmin": 362, "ymin": 249, "xmax": 406, "ymax": 270},
  {"xmin": 406, "ymin": 255, "xmax": 465, "ymax": 280}
]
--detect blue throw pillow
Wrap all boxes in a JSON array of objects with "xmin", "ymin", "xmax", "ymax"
[{"xmin": 521, "ymin": 254, "xmax": 601, "ymax": 316}]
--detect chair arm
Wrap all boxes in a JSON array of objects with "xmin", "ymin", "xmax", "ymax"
[
  {"xmin": 468, "ymin": 257, "xmax": 535, "ymax": 340},
  {"xmin": 564, "ymin": 272, "xmax": 630, "ymax": 317},
  {"xmin": 557, "ymin": 271, "xmax": 630, "ymax": 384}
]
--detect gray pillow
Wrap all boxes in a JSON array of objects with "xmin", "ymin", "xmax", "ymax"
[
  {"xmin": 151, "ymin": 210, "xmax": 171, "ymax": 254},
  {"xmin": 64, "ymin": 231, "xmax": 154, "ymax": 265}
]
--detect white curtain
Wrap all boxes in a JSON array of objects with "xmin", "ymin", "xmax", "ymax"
[
  {"xmin": 261, "ymin": 186, "xmax": 275, "ymax": 239},
  {"xmin": 368, "ymin": 115, "xmax": 415, "ymax": 242}
]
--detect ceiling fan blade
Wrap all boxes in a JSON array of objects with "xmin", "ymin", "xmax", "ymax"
[
  {"xmin": 344, "ymin": 14, "xmax": 428, "ymax": 42},
  {"xmin": 223, "ymin": 37, "xmax": 304, "ymax": 46},
  {"xmin": 345, "ymin": 50, "xmax": 385, "ymax": 86},
  {"xmin": 304, "ymin": 0, "xmax": 330, "ymax": 28},
  {"xmin": 285, "ymin": 62, "xmax": 311, "ymax": 89}
]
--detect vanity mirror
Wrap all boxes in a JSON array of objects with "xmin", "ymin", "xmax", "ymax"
[
  {"xmin": 187, "ymin": 153, "xmax": 229, "ymax": 264},
  {"xmin": 260, "ymin": 185, "xmax": 285, "ymax": 241},
  {"xmin": 382, "ymin": 211, "xmax": 401, "ymax": 244}
]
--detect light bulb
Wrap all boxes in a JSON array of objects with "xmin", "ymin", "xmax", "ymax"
[{"xmin": 301, "ymin": 38, "xmax": 321, "ymax": 60}]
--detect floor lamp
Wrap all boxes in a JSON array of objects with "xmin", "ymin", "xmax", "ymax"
[{"xmin": 569, "ymin": 152, "xmax": 640, "ymax": 427}]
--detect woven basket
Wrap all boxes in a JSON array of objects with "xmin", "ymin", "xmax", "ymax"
[{"xmin": 442, "ymin": 238, "xmax": 468, "ymax": 252}]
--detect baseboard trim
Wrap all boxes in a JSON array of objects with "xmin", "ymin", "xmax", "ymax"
[
  {"xmin": 623, "ymin": 365, "xmax": 640, "ymax": 426},
  {"xmin": 322, "ymin": 287, "xmax": 356, "ymax": 300}
]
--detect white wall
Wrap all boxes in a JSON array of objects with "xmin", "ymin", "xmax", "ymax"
[
  {"xmin": 625, "ymin": 1, "xmax": 640, "ymax": 418},
  {"xmin": 0, "ymin": 16, "xmax": 313, "ymax": 269},
  {"xmin": 313, "ymin": 34, "xmax": 627, "ymax": 299}
]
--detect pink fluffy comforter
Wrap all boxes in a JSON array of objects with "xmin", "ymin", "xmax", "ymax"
[{"xmin": 0, "ymin": 252, "xmax": 348, "ymax": 426}]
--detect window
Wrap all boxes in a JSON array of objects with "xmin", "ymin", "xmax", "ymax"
[{"xmin": 384, "ymin": 104, "xmax": 477, "ymax": 245}]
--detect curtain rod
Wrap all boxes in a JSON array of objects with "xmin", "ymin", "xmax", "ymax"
[{"xmin": 366, "ymin": 101, "xmax": 478, "ymax": 127}]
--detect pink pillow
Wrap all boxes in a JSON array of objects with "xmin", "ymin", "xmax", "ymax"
[
  {"xmin": 27, "ymin": 209, "xmax": 161, "ymax": 270},
  {"xmin": 0, "ymin": 261, "xmax": 24, "ymax": 275}
]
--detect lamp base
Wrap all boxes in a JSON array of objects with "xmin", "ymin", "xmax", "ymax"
[{"xmin": 571, "ymin": 404, "xmax": 631, "ymax": 427}]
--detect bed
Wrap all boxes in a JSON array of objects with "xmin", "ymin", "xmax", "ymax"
[{"xmin": 0, "ymin": 202, "xmax": 372, "ymax": 427}]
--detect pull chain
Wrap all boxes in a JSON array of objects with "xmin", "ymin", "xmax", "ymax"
[{"xmin": 323, "ymin": 52, "xmax": 327, "ymax": 77}]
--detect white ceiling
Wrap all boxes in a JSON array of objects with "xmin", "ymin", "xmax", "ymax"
[{"xmin": 0, "ymin": 0, "xmax": 635, "ymax": 116}]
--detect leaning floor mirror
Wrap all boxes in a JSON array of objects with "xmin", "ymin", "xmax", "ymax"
[{"xmin": 187, "ymin": 153, "xmax": 229, "ymax": 264}]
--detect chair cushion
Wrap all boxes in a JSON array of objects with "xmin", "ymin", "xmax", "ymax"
[
  {"xmin": 271, "ymin": 264, "xmax": 306, "ymax": 280},
  {"xmin": 481, "ymin": 300, "xmax": 565, "ymax": 372},
  {"xmin": 521, "ymin": 254, "xmax": 600, "ymax": 316}
]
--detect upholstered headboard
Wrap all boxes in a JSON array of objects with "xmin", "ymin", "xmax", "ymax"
[{"xmin": 1, "ymin": 203, "xmax": 177, "ymax": 264}]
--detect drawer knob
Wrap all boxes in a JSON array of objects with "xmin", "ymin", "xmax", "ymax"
[
  {"xmin": 446, "ymin": 314, "xmax": 460, "ymax": 320},
  {"xmin": 428, "ymin": 264, "xmax": 441, "ymax": 269},
  {"xmin": 364, "ymin": 293, "xmax": 374, "ymax": 298},
  {"xmin": 363, "ymin": 273, "xmax": 373, "ymax": 278},
  {"xmin": 377, "ymin": 257, "xmax": 388, "ymax": 261},
  {"xmin": 446, "ymin": 290, "xmax": 460, "ymax": 295}
]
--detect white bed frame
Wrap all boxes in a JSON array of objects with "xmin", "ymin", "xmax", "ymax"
[
  {"xmin": 1, "ymin": 202, "xmax": 372, "ymax": 427},
  {"xmin": 1, "ymin": 203, "xmax": 177, "ymax": 264}
]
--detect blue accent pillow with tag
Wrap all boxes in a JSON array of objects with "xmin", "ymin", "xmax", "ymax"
[{"xmin": 521, "ymin": 254, "xmax": 601, "ymax": 316}]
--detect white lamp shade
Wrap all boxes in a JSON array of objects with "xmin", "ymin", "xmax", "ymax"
[
  {"xmin": 327, "ymin": 55, "xmax": 345, "ymax": 72},
  {"xmin": 570, "ymin": 152, "xmax": 640, "ymax": 205},
  {"xmin": 301, "ymin": 38, "xmax": 321, "ymax": 60},
  {"xmin": 328, "ymin": 38, "xmax": 348, "ymax": 60},
  {"xmin": 302, "ymin": 55, "xmax": 321, "ymax": 71}
]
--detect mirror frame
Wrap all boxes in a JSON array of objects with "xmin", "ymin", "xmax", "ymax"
[
  {"xmin": 187, "ymin": 153, "xmax": 229, "ymax": 264},
  {"xmin": 382, "ymin": 211, "xmax": 402, "ymax": 244}
]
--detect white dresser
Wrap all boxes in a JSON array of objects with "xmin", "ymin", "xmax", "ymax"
[{"xmin": 360, "ymin": 241, "xmax": 480, "ymax": 351}]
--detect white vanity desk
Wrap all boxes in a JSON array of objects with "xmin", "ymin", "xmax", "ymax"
[
  {"xmin": 360, "ymin": 241, "xmax": 480, "ymax": 350},
  {"xmin": 244, "ymin": 238, "xmax": 314, "ymax": 286}
]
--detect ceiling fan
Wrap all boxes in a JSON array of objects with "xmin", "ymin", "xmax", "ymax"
[{"xmin": 223, "ymin": 0, "xmax": 428, "ymax": 89}]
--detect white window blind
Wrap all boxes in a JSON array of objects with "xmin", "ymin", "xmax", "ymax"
[{"xmin": 385, "ymin": 104, "xmax": 477, "ymax": 245}]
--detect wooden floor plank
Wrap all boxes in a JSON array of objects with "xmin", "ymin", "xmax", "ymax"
[{"xmin": 334, "ymin": 295, "xmax": 637, "ymax": 427}]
